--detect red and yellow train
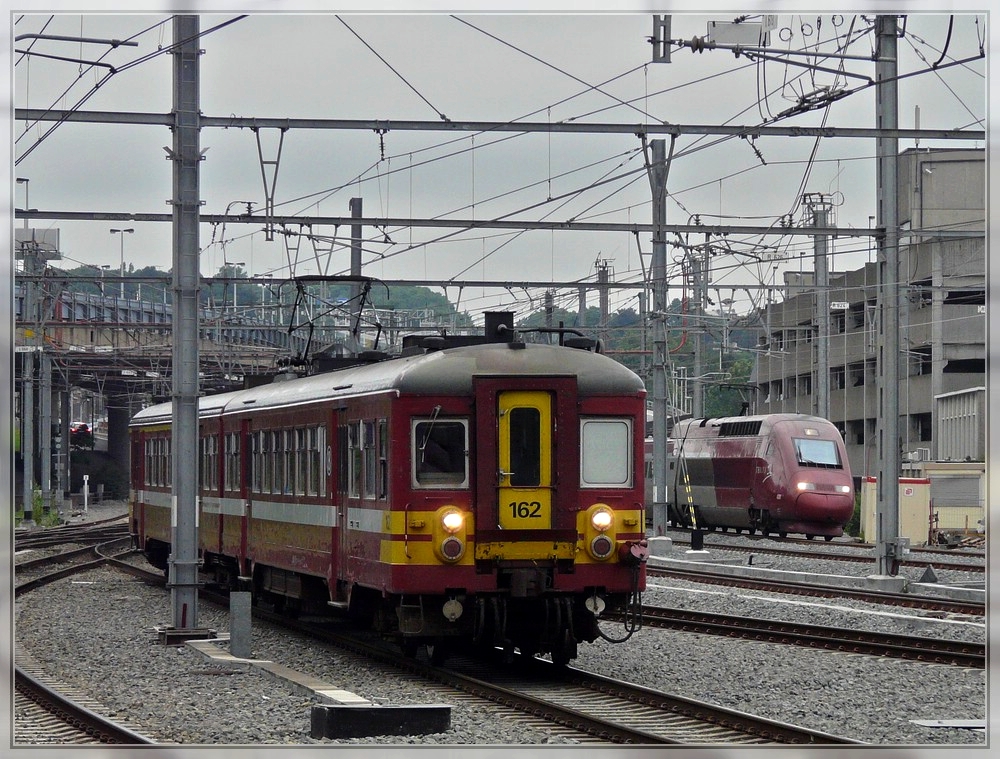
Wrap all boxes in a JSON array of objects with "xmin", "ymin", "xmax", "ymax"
[{"xmin": 129, "ymin": 313, "xmax": 648, "ymax": 664}]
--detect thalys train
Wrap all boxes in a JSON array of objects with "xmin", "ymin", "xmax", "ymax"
[
  {"xmin": 129, "ymin": 312, "xmax": 649, "ymax": 665},
  {"xmin": 655, "ymin": 413, "xmax": 855, "ymax": 540}
]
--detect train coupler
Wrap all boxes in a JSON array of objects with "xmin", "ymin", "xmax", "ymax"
[{"xmin": 618, "ymin": 539, "xmax": 649, "ymax": 566}]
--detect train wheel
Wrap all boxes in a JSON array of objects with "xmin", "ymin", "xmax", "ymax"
[
  {"xmin": 824, "ymin": 535, "xmax": 834, "ymax": 542},
  {"xmin": 401, "ymin": 639, "xmax": 419, "ymax": 658},
  {"xmin": 779, "ymin": 531, "xmax": 787, "ymax": 538},
  {"xmin": 550, "ymin": 629, "xmax": 577, "ymax": 668},
  {"xmin": 427, "ymin": 643, "xmax": 449, "ymax": 666},
  {"xmin": 806, "ymin": 534, "xmax": 814, "ymax": 540}
]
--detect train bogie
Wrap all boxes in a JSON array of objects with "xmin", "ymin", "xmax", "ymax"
[{"xmin": 129, "ymin": 314, "xmax": 649, "ymax": 663}]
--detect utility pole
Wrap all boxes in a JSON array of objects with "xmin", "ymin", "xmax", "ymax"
[
  {"xmin": 806, "ymin": 193, "xmax": 832, "ymax": 420},
  {"xmin": 874, "ymin": 15, "xmax": 904, "ymax": 577},
  {"xmin": 596, "ymin": 256, "xmax": 610, "ymax": 345},
  {"xmin": 649, "ymin": 139, "xmax": 669, "ymax": 535},
  {"xmin": 349, "ymin": 197, "xmax": 363, "ymax": 353},
  {"xmin": 16, "ymin": 179, "xmax": 62, "ymax": 523},
  {"xmin": 691, "ymin": 234, "xmax": 709, "ymax": 418},
  {"xmin": 17, "ymin": 177, "xmax": 36, "ymax": 525},
  {"xmin": 169, "ymin": 14, "xmax": 203, "ymax": 633}
]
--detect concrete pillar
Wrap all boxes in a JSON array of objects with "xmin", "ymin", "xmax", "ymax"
[{"xmin": 107, "ymin": 392, "xmax": 134, "ymax": 483}]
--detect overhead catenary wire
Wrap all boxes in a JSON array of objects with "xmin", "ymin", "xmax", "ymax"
[{"xmin": 15, "ymin": 13, "xmax": 984, "ymax": 322}]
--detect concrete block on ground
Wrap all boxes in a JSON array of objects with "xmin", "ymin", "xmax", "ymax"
[
  {"xmin": 647, "ymin": 536, "xmax": 672, "ymax": 556},
  {"xmin": 310, "ymin": 703, "xmax": 452, "ymax": 739}
]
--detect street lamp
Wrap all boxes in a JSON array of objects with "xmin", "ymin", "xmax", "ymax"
[
  {"xmin": 98, "ymin": 264, "xmax": 111, "ymax": 298},
  {"xmin": 226, "ymin": 262, "xmax": 246, "ymax": 309},
  {"xmin": 110, "ymin": 228, "xmax": 134, "ymax": 299}
]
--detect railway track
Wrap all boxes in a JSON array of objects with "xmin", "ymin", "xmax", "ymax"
[
  {"xmin": 200, "ymin": 583, "xmax": 860, "ymax": 744},
  {"xmin": 14, "ymin": 536, "xmax": 135, "ymax": 596},
  {"xmin": 617, "ymin": 604, "xmax": 985, "ymax": 668},
  {"xmin": 15, "ymin": 651, "xmax": 154, "ymax": 745},
  {"xmin": 663, "ymin": 532, "xmax": 985, "ymax": 575},
  {"xmin": 15, "ymin": 516, "xmax": 130, "ymax": 551},
  {"xmin": 436, "ymin": 652, "xmax": 862, "ymax": 745},
  {"xmin": 646, "ymin": 564, "xmax": 985, "ymax": 617},
  {"xmin": 16, "ymin": 546, "xmax": 970, "ymax": 746}
]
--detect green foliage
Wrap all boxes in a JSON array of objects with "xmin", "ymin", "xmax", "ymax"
[
  {"xmin": 16, "ymin": 488, "xmax": 62, "ymax": 525},
  {"xmin": 844, "ymin": 493, "xmax": 862, "ymax": 538},
  {"xmin": 703, "ymin": 352, "xmax": 756, "ymax": 418}
]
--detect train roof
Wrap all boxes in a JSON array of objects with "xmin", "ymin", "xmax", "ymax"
[
  {"xmin": 671, "ymin": 413, "xmax": 839, "ymax": 438},
  {"xmin": 130, "ymin": 341, "xmax": 645, "ymax": 426}
]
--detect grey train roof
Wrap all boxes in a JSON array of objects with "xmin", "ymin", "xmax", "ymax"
[{"xmin": 130, "ymin": 342, "xmax": 645, "ymax": 425}]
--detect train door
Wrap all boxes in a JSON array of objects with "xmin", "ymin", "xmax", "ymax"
[{"xmin": 496, "ymin": 390, "xmax": 553, "ymax": 531}]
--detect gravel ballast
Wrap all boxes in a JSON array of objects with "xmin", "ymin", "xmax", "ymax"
[{"xmin": 13, "ymin": 516, "xmax": 987, "ymax": 747}]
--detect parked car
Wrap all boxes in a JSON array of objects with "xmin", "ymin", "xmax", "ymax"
[{"xmin": 70, "ymin": 422, "xmax": 94, "ymax": 449}]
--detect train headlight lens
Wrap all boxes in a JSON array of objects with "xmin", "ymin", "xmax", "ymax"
[
  {"xmin": 590, "ymin": 508, "xmax": 614, "ymax": 532},
  {"xmin": 441, "ymin": 536, "xmax": 465, "ymax": 561},
  {"xmin": 836, "ymin": 484, "xmax": 852, "ymax": 494},
  {"xmin": 590, "ymin": 534, "xmax": 614, "ymax": 559},
  {"xmin": 796, "ymin": 481, "xmax": 817, "ymax": 491},
  {"xmin": 441, "ymin": 510, "xmax": 464, "ymax": 533}
]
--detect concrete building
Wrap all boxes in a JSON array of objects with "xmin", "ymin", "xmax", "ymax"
[{"xmin": 751, "ymin": 147, "xmax": 986, "ymax": 485}]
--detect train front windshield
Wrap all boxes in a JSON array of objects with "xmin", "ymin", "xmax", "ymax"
[{"xmin": 793, "ymin": 437, "xmax": 841, "ymax": 468}]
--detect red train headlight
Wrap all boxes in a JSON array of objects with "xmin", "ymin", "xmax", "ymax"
[
  {"xmin": 590, "ymin": 534, "xmax": 614, "ymax": 559},
  {"xmin": 440, "ymin": 536, "xmax": 465, "ymax": 561}
]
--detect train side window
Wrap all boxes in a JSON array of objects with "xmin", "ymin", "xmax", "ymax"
[
  {"xmin": 200, "ymin": 434, "xmax": 218, "ymax": 491},
  {"xmin": 413, "ymin": 419, "xmax": 468, "ymax": 488},
  {"xmin": 307, "ymin": 426, "xmax": 321, "ymax": 497},
  {"xmin": 377, "ymin": 419, "xmax": 388, "ymax": 499},
  {"xmin": 262, "ymin": 431, "xmax": 273, "ymax": 493},
  {"xmin": 225, "ymin": 432, "xmax": 240, "ymax": 491},
  {"xmin": 348, "ymin": 423, "xmax": 362, "ymax": 498},
  {"xmin": 337, "ymin": 425, "xmax": 348, "ymax": 495},
  {"xmin": 362, "ymin": 421, "xmax": 377, "ymax": 499},
  {"xmin": 580, "ymin": 418, "xmax": 633, "ymax": 487},
  {"xmin": 283, "ymin": 429, "xmax": 294, "ymax": 494},
  {"xmin": 250, "ymin": 432, "xmax": 260, "ymax": 492}
]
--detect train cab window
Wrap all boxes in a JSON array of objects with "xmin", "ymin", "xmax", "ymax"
[
  {"xmin": 580, "ymin": 418, "xmax": 633, "ymax": 487},
  {"xmin": 413, "ymin": 419, "xmax": 468, "ymax": 488},
  {"xmin": 793, "ymin": 437, "xmax": 842, "ymax": 468},
  {"xmin": 508, "ymin": 408, "xmax": 541, "ymax": 487}
]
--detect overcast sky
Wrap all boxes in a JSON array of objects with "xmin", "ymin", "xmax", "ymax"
[{"xmin": 8, "ymin": 3, "xmax": 990, "ymax": 322}]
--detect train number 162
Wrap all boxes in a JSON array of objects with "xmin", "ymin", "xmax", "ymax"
[{"xmin": 508, "ymin": 501, "xmax": 542, "ymax": 519}]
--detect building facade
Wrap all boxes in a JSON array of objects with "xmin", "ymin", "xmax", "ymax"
[{"xmin": 751, "ymin": 147, "xmax": 985, "ymax": 482}]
